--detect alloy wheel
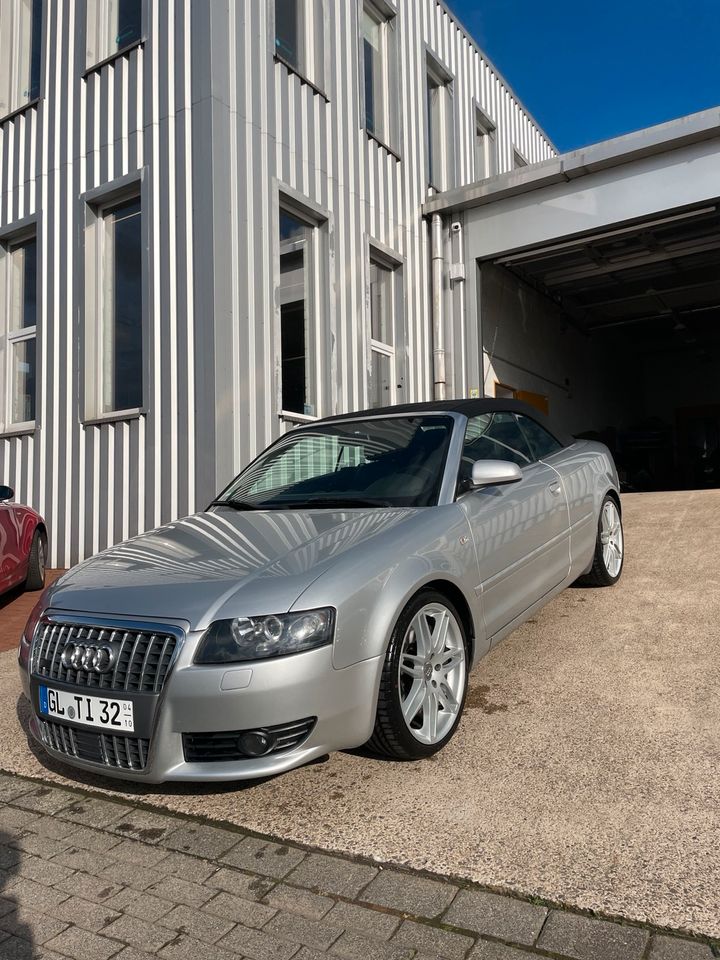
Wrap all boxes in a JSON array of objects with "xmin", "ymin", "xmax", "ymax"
[
  {"xmin": 600, "ymin": 500, "xmax": 623, "ymax": 577},
  {"xmin": 398, "ymin": 603, "xmax": 466, "ymax": 745}
]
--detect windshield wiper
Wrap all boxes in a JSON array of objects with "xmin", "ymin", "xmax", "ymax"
[
  {"xmin": 272, "ymin": 497, "xmax": 393, "ymax": 509},
  {"xmin": 208, "ymin": 498, "xmax": 264, "ymax": 511}
]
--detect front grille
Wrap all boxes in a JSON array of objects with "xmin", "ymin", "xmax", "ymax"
[
  {"xmin": 38, "ymin": 719, "xmax": 150, "ymax": 771},
  {"xmin": 183, "ymin": 717, "xmax": 317, "ymax": 763},
  {"xmin": 31, "ymin": 621, "xmax": 179, "ymax": 693}
]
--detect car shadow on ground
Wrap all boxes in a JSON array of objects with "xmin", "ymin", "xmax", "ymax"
[
  {"xmin": 0, "ymin": 583, "xmax": 26, "ymax": 611},
  {"xmin": 0, "ymin": 826, "xmax": 35, "ymax": 955},
  {"xmin": 15, "ymin": 693, "xmax": 331, "ymax": 798}
]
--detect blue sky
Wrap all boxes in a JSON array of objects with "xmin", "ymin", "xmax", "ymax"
[{"xmin": 446, "ymin": 0, "xmax": 720, "ymax": 152}]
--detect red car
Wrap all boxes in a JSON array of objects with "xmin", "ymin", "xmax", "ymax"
[{"xmin": 0, "ymin": 485, "xmax": 46, "ymax": 595}]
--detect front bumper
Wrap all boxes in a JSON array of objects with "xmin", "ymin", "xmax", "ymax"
[{"xmin": 20, "ymin": 636, "xmax": 383, "ymax": 783}]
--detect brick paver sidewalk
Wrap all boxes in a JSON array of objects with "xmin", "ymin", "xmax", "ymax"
[{"xmin": 0, "ymin": 773, "xmax": 716, "ymax": 960}]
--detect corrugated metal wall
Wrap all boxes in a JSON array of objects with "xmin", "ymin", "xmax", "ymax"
[
  {"xmin": 0, "ymin": 0, "xmax": 197, "ymax": 566},
  {"xmin": 208, "ymin": 0, "xmax": 554, "ymax": 490},
  {"xmin": 0, "ymin": 0, "xmax": 554, "ymax": 567}
]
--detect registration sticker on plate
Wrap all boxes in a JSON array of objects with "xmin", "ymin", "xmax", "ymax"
[{"xmin": 39, "ymin": 686, "xmax": 134, "ymax": 733}]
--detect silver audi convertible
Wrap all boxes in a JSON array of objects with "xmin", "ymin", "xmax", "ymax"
[{"xmin": 19, "ymin": 400, "xmax": 623, "ymax": 782}]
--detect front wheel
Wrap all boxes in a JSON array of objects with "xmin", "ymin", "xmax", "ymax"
[
  {"xmin": 367, "ymin": 590, "xmax": 469, "ymax": 760},
  {"xmin": 579, "ymin": 495, "xmax": 624, "ymax": 587},
  {"xmin": 25, "ymin": 530, "xmax": 46, "ymax": 591}
]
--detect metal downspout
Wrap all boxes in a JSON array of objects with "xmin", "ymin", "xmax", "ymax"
[{"xmin": 431, "ymin": 213, "xmax": 446, "ymax": 400}]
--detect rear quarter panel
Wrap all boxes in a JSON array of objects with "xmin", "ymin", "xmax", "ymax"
[{"xmin": 543, "ymin": 440, "xmax": 620, "ymax": 579}]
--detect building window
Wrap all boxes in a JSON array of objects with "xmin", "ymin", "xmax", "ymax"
[
  {"xmin": 3, "ymin": 236, "xmax": 38, "ymax": 426},
  {"xmin": 85, "ymin": 195, "xmax": 143, "ymax": 417},
  {"xmin": 274, "ymin": 0, "xmax": 326, "ymax": 89},
  {"xmin": 513, "ymin": 149, "xmax": 528, "ymax": 169},
  {"xmin": 426, "ymin": 56, "xmax": 455, "ymax": 191},
  {"xmin": 0, "ymin": 0, "xmax": 43, "ymax": 118},
  {"xmin": 474, "ymin": 108, "xmax": 497, "ymax": 181},
  {"xmin": 368, "ymin": 251, "xmax": 401, "ymax": 408},
  {"xmin": 279, "ymin": 206, "xmax": 319, "ymax": 417},
  {"xmin": 361, "ymin": 2, "xmax": 398, "ymax": 149},
  {"xmin": 85, "ymin": 0, "xmax": 143, "ymax": 68}
]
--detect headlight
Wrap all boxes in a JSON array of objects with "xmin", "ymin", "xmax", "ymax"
[
  {"xmin": 22, "ymin": 593, "xmax": 48, "ymax": 646},
  {"xmin": 194, "ymin": 608, "xmax": 335, "ymax": 664}
]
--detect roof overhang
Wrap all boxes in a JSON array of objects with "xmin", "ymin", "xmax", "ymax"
[{"xmin": 423, "ymin": 107, "xmax": 720, "ymax": 218}]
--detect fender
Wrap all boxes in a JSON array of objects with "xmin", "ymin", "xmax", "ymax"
[{"xmin": 293, "ymin": 503, "xmax": 484, "ymax": 670}]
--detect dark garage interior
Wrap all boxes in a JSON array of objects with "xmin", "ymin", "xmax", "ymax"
[{"xmin": 491, "ymin": 203, "xmax": 720, "ymax": 491}]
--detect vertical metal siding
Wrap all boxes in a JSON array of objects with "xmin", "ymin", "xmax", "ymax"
[
  {"xmin": 1, "ymin": 0, "xmax": 197, "ymax": 566},
  {"xmin": 0, "ymin": 0, "xmax": 554, "ymax": 566},
  {"xmin": 228, "ymin": 0, "xmax": 553, "ymax": 450}
]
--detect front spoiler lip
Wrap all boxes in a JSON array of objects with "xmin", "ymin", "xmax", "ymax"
[{"xmin": 27, "ymin": 711, "xmax": 331, "ymax": 783}]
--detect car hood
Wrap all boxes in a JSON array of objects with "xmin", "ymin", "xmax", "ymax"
[{"xmin": 46, "ymin": 506, "xmax": 419, "ymax": 630}]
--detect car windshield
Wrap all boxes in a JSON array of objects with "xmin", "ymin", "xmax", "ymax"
[{"xmin": 215, "ymin": 416, "xmax": 455, "ymax": 509}]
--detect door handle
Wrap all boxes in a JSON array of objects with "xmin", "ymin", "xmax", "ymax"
[{"xmin": 547, "ymin": 481, "xmax": 562, "ymax": 496}]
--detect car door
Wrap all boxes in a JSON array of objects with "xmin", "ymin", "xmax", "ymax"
[{"xmin": 458, "ymin": 412, "xmax": 571, "ymax": 641}]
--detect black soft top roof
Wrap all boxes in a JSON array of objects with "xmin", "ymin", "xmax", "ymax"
[{"xmin": 318, "ymin": 398, "xmax": 573, "ymax": 448}]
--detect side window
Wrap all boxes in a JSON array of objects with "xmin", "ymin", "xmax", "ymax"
[
  {"xmin": 2, "ymin": 234, "xmax": 38, "ymax": 427},
  {"xmin": 274, "ymin": 0, "xmax": 326, "ymax": 89},
  {"xmin": 426, "ymin": 54, "xmax": 455, "ymax": 191},
  {"xmin": 83, "ymin": 190, "xmax": 144, "ymax": 420},
  {"xmin": 278, "ymin": 197, "xmax": 329, "ymax": 419},
  {"xmin": 362, "ymin": 2, "xmax": 399, "ymax": 150},
  {"xmin": 86, "ymin": 0, "xmax": 143, "ymax": 68},
  {"xmin": 0, "ymin": 0, "xmax": 43, "ymax": 117},
  {"xmin": 460, "ymin": 412, "xmax": 533, "ymax": 486},
  {"xmin": 516, "ymin": 414, "xmax": 563, "ymax": 460}
]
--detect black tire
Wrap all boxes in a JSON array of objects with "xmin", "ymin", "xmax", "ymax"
[
  {"xmin": 25, "ymin": 529, "xmax": 46, "ymax": 591},
  {"xmin": 578, "ymin": 495, "xmax": 624, "ymax": 587},
  {"xmin": 366, "ymin": 589, "xmax": 469, "ymax": 760}
]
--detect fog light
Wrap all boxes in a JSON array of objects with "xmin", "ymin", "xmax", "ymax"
[{"xmin": 237, "ymin": 730, "xmax": 275, "ymax": 757}]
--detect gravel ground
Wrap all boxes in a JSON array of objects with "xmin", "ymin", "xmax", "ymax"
[{"xmin": 1, "ymin": 489, "xmax": 718, "ymax": 940}]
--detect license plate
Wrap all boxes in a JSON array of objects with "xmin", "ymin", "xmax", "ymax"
[{"xmin": 39, "ymin": 686, "xmax": 134, "ymax": 733}]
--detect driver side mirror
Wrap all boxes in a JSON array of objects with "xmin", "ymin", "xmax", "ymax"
[
  {"xmin": 470, "ymin": 460, "xmax": 523, "ymax": 488},
  {"xmin": 0, "ymin": 485, "xmax": 14, "ymax": 502}
]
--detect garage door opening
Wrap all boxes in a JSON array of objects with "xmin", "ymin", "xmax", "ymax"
[{"xmin": 480, "ymin": 203, "xmax": 720, "ymax": 491}]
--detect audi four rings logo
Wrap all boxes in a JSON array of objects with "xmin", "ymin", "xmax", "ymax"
[{"xmin": 61, "ymin": 642, "xmax": 116, "ymax": 674}]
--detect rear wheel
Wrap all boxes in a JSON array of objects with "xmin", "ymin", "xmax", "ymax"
[
  {"xmin": 25, "ymin": 530, "xmax": 46, "ymax": 591},
  {"xmin": 367, "ymin": 590, "xmax": 468, "ymax": 760},
  {"xmin": 579, "ymin": 496, "xmax": 623, "ymax": 587}
]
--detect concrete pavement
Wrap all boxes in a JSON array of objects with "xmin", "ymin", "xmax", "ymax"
[{"xmin": 1, "ymin": 490, "xmax": 719, "ymax": 942}]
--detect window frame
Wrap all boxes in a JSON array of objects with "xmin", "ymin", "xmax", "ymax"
[
  {"xmin": 83, "ymin": 0, "xmax": 146, "ymax": 75},
  {"xmin": 515, "ymin": 413, "xmax": 564, "ymax": 461},
  {"xmin": 425, "ymin": 52, "xmax": 456, "ymax": 192},
  {"xmin": 359, "ymin": 0, "xmax": 399, "ymax": 155},
  {"xmin": 275, "ymin": 187, "xmax": 331, "ymax": 425},
  {"xmin": 473, "ymin": 104, "xmax": 497, "ymax": 181},
  {"xmin": 0, "ymin": 0, "xmax": 45, "ymax": 122},
  {"xmin": 81, "ymin": 169, "xmax": 148, "ymax": 425},
  {"xmin": 366, "ymin": 239, "xmax": 404, "ymax": 410},
  {"xmin": 272, "ymin": 0, "xmax": 329, "ymax": 101},
  {"xmin": 0, "ymin": 219, "xmax": 40, "ymax": 435}
]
